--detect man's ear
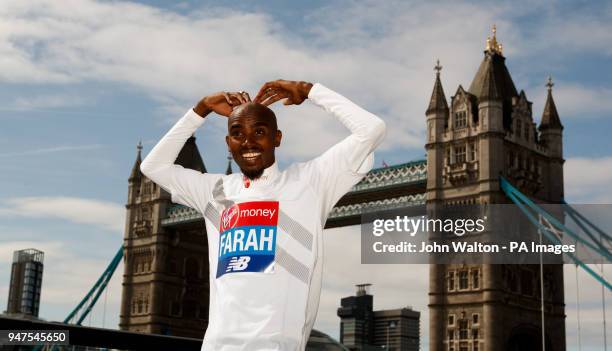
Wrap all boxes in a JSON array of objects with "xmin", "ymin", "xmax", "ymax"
[{"xmin": 275, "ymin": 130, "xmax": 282, "ymax": 147}]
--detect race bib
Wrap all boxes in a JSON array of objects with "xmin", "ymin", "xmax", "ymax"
[{"xmin": 216, "ymin": 201, "xmax": 279, "ymax": 278}]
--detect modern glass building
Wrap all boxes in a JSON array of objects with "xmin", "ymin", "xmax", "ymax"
[
  {"xmin": 6, "ymin": 248, "xmax": 44, "ymax": 317},
  {"xmin": 338, "ymin": 284, "xmax": 420, "ymax": 351}
]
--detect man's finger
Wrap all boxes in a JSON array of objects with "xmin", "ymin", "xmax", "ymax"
[
  {"xmin": 254, "ymin": 81, "xmax": 279, "ymax": 102},
  {"xmin": 222, "ymin": 92, "xmax": 233, "ymax": 105},
  {"xmin": 231, "ymin": 92, "xmax": 246, "ymax": 104},
  {"xmin": 256, "ymin": 88, "xmax": 278, "ymax": 104},
  {"xmin": 241, "ymin": 92, "xmax": 251, "ymax": 102},
  {"xmin": 261, "ymin": 93, "xmax": 286, "ymax": 106}
]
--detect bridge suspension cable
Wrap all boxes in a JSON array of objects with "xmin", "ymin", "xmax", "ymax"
[
  {"xmin": 500, "ymin": 176, "xmax": 612, "ymax": 291},
  {"xmin": 64, "ymin": 246, "xmax": 123, "ymax": 325}
]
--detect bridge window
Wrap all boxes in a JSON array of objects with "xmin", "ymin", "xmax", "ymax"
[
  {"xmin": 521, "ymin": 269, "xmax": 534, "ymax": 296},
  {"xmin": 459, "ymin": 320, "xmax": 469, "ymax": 339},
  {"xmin": 446, "ymin": 147, "xmax": 451, "ymax": 166},
  {"xmin": 170, "ymin": 301, "xmax": 181, "ymax": 316},
  {"xmin": 472, "ymin": 314, "xmax": 479, "ymax": 325},
  {"xmin": 524, "ymin": 123, "xmax": 530, "ymax": 141},
  {"xmin": 455, "ymin": 110, "xmax": 468, "ymax": 129},
  {"xmin": 454, "ymin": 146, "xmax": 466, "ymax": 164},
  {"xmin": 471, "ymin": 270, "xmax": 479, "ymax": 289},
  {"xmin": 448, "ymin": 271, "xmax": 456, "ymax": 291},
  {"xmin": 448, "ymin": 314, "xmax": 455, "ymax": 326},
  {"xmin": 459, "ymin": 271, "xmax": 469, "ymax": 290},
  {"xmin": 469, "ymin": 143, "xmax": 477, "ymax": 161},
  {"xmin": 448, "ymin": 329, "xmax": 454, "ymax": 341}
]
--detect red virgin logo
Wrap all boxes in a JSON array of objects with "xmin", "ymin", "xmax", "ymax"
[{"xmin": 221, "ymin": 204, "xmax": 240, "ymax": 232}]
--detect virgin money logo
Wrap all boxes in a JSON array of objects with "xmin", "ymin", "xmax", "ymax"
[{"xmin": 221, "ymin": 204, "xmax": 240, "ymax": 231}]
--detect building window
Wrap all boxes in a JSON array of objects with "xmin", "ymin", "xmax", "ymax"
[
  {"xmin": 524, "ymin": 123, "xmax": 530, "ymax": 141},
  {"xmin": 459, "ymin": 271, "xmax": 469, "ymax": 290},
  {"xmin": 459, "ymin": 320, "xmax": 469, "ymax": 340},
  {"xmin": 472, "ymin": 270, "xmax": 479, "ymax": 289},
  {"xmin": 446, "ymin": 147, "xmax": 451, "ymax": 166},
  {"xmin": 448, "ymin": 272, "xmax": 456, "ymax": 291},
  {"xmin": 455, "ymin": 110, "xmax": 467, "ymax": 129},
  {"xmin": 170, "ymin": 301, "xmax": 181, "ymax": 316},
  {"xmin": 448, "ymin": 314, "xmax": 455, "ymax": 326},
  {"xmin": 449, "ymin": 329, "xmax": 455, "ymax": 341},
  {"xmin": 472, "ymin": 329, "xmax": 479, "ymax": 339},
  {"xmin": 469, "ymin": 143, "xmax": 477, "ymax": 161},
  {"xmin": 455, "ymin": 146, "xmax": 466, "ymax": 164},
  {"xmin": 473, "ymin": 342, "xmax": 479, "ymax": 351},
  {"xmin": 521, "ymin": 269, "xmax": 534, "ymax": 296},
  {"xmin": 472, "ymin": 314, "xmax": 479, "ymax": 325}
]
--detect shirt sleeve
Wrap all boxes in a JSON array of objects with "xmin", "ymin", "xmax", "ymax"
[
  {"xmin": 140, "ymin": 109, "xmax": 222, "ymax": 212},
  {"xmin": 303, "ymin": 83, "xmax": 386, "ymax": 220}
]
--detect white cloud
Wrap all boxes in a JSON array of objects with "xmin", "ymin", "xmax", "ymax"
[
  {"xmin": 0, "ymin": 196, "xmax": 125, "ymax": 232},
  {"xmin": 11, "ymin": 94, "xmax": 91, "ymax": 111},
  {"xmin": 0, "ymin": 144, "xmax": 104, "ymax": 158},
  {"xmin": 0, "ymin": 0, "xmax": 516, "ymax": 157},
  {"xmin": 565, "ymin": 157, "xmax": 612, "ymax": 203},
  {"xmin": 2, "ymin": 0, "xmax": 609, "ymax": 160}
]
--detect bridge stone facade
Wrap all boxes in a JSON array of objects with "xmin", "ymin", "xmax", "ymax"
[{"xmin": 426, "ymin": 28, "xmax": 565, "ymax": 351}]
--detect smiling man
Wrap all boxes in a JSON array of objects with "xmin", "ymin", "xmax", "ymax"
[{"xmin": 140, "ymin": 79, "xmax": 386, "ymax": 350}]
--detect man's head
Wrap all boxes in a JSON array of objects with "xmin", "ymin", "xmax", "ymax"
[{"xmin": 226, "ymin": 102, "xmax": 282, "ymax": 180}]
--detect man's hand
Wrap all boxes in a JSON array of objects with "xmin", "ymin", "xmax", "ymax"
[
  {"xmin": 193, "ymin": 91, "xmax": 251, "ymax": 117},
  {"xmin": 254, "ymin": 80, "xmax": 313, "ymax": 106}
]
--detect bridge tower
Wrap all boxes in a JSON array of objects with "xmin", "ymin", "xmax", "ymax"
[
  {"xmin": 120, "ymin": 137, "xmax": 210, "ymax": 338},
  {"xmin": 426, "ymin": 27, "xmax": 566, "ymax": 351}
]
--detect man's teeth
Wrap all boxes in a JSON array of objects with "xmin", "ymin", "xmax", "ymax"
[{"xmin": 242, "ymin": 152, "xmax": 261, "ymax": 159}]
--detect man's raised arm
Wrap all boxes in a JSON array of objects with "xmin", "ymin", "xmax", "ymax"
[
  {"xmin": 254, "ymin": 79, "xmax": 386, "ymax": 217},
  {"xmin": 140, "ymin": 91, "xmax": 250, "ymax": 209}
]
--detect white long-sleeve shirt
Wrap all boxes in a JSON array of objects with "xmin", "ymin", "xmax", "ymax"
[{"xmin": 140, "ymin": 83, "xmax": 386, "ymax": 350}]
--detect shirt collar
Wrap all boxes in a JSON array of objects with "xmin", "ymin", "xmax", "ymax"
[{"xmin": 241, "ymin": 162, "xmax": 280, "ymax": 188}]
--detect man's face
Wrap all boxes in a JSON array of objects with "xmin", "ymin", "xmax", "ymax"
[{"xmin": 226, "ymin": 103, "xmax": 281, "ymax": 179}]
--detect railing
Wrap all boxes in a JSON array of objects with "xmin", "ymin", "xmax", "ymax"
[
  {"xmin": 0, "ymin": 316, "xmax": 200, "ymax": 350},
  {"xmin": 0, "ymin": 316, "xmax": 347, "ymax": 351}
]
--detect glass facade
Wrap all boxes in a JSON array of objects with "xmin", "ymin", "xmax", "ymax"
[{"xmin": 6, "ymin": 248, "xmax": 44, "ymax": 317}]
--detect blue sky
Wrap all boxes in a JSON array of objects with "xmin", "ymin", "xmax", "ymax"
[{"xmin": 1, "ymin": 0, "xmax": 611, "ymax": 350}]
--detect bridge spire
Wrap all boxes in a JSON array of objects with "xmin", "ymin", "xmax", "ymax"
[
  {"xmin": 129, "ymin": 140, "xmax": 143, "ymax": 181},
  {"xmin": 539, "ymin": 75, "xmax": 563, "ymax": 130},
  {"xmin": 225, "ymin": 153, "xmax": 233, "ymax": 175},
  {"xmin": 426, "ymin": 59, "xmax": 449, "ymax": 115}
]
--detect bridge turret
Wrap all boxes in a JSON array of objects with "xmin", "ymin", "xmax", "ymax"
[
  {"xmin": 538, "ymin": 76, "xmax": 564, "ymax": 201},
  {"xmin": 539, "ymin": 76, "xmax": 563, "ymax": 158},
  {"xmin": 127, "ymin": 141, "xmax": 143, "ymax": 204},
  {"xmin": 425, "ymin": 60, "xmax": 449, "ymax": 200}
]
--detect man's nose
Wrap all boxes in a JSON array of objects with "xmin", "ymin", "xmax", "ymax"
[{"xmin": 242, "ymin": 134, "xmax": 257, "ymax": 147}]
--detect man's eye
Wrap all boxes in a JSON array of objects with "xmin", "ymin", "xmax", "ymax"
[
  {"xmin": 231, "ymin": 131, "xmax": 243, "ymax": 137},
  {"xmin": 255, "ymin": 129, "xmax": 265, "ymax": 136}
]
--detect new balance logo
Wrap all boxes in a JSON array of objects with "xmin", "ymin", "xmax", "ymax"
[{"xmin": 226, "ymin": 256, "xmax": 251, "ymax": 272}]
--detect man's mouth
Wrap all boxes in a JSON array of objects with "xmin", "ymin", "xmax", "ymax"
[{"xmin": 242, "ymin": 152, "xmax": 262, "ymax": 162}]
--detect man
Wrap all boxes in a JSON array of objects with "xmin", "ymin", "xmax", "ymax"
[{"xmin": 140, "ymin": 79, "xmax": 386, "ymax": 350}]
